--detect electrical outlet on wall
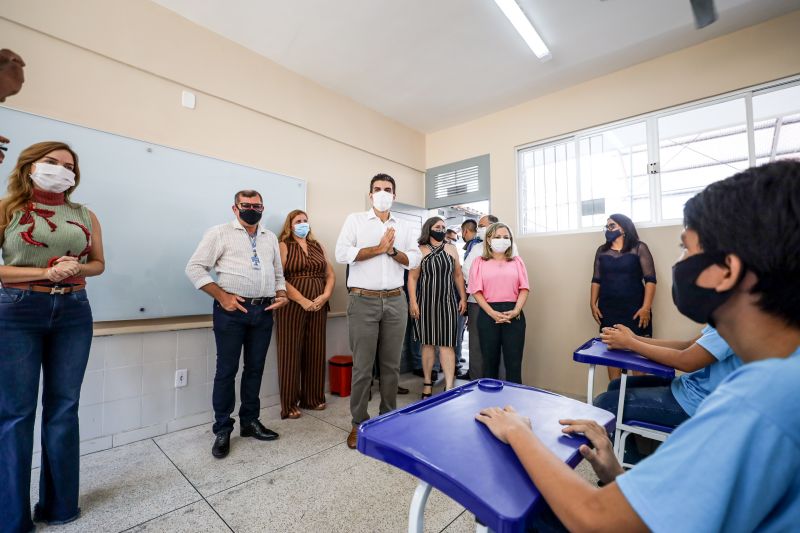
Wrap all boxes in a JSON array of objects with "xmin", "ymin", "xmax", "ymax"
[{"xmin": 175, "ymin": 369, "xmax": 188, "ymax": 388}]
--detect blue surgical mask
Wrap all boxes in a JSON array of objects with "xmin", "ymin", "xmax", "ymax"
[{"xmin": 293, "ymin": 222, "xmax": 310, "ymax": 238}]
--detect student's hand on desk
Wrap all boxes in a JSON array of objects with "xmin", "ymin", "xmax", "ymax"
[
  {"xmin": 475, "ymin": 405, "xmax": 532, "ymax": 444},
  {"xmin": 633, "ymin": 306, "xmax": 651, "ymax": 328},
  {"xmin": 265, "ymin": 295, "xmax": 289, "ymax": 311},
  {"xmin": 600, "ymin": 325, "xmax": 633, "ymax": 350},
  {"xmin": 560, "ymin": 419, "xmax": 624, "ymax": 485}
]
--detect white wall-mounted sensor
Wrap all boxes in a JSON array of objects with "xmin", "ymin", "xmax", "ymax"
[{"xmin": 181, "ymin": 90, "xmax": 196, "ymax": 109}]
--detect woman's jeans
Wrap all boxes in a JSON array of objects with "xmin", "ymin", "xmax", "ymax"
[
  {"xmin": 477, "ymin": 302, "xmax": 526, "ymax": 384},
  {"xmin": 0, "ymin": 288, "xmax": 93, "ymax": 532}
]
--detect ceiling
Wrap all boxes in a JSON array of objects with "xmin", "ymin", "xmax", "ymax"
[{"xmin": 153, "ymin": 0, "xmax": 800, "ymax": 133}]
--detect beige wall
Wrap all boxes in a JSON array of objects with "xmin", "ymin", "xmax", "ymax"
[
  {"xmin": 1, "ymin": 0, "xmax": 426, "ymax": 314},
  {"xmin": 427, "ymin": 11, "xmax": 800, "ymax": 397}
]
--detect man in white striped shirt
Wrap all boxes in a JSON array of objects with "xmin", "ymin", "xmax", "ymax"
[{"xmin": 186, "ymin": 189, "xmax": 288, "ymax": 459}]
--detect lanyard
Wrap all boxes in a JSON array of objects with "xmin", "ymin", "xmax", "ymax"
[{"xmin": 248, "ymin": 231, "xmax": 261, "ymax": 270}]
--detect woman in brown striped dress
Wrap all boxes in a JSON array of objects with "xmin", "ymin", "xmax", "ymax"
[{"xmin": 276, "ymin": 210, "xmax": 335, "ymax": 419}]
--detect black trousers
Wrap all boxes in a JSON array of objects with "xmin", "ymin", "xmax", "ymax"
[{"xmin": 477, "ymin": 302, "xmax": 526, "ymax": 384}]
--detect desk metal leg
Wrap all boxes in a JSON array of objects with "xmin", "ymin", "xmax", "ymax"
[
  {"xmin": 613, "ymin": 371, "xmax": 628, "ymax": 459},
  {"xmin": 586, "ymin": 364, "xmax": 595, "ymax": 404},
  {"xmin": 408, "ymin": 481, "xmax": 432, "ymax": 533}
]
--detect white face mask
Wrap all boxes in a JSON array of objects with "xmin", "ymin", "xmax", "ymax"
[
  {"xmin": 490, "ymin": 238, "xmax": 512, "ymax": 253},
  {"xmin": 372, "ymin": 190, "xmax": 393, "ymax": 212},
  {"xmin": 30, "ymin": 162, "xmax": 75, "ymax": 193},
  {"xmin": 477, "ymin": 227, "xmax": 487, "ymax": 240}
]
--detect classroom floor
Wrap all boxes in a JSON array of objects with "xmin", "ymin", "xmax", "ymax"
[{"xmin": 31, "ymin": 374, "xmax": 598, "ymax": 533}]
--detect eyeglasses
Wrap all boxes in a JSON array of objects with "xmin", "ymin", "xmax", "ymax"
[
  {"xmin": 603, "ymin": 224, "xmax": 619, "ymax": 231},
  {"xmin": 238, "ymin": 203, "xmax": 264, "ymax": 211}
]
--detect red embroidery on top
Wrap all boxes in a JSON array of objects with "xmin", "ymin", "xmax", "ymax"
[
  {"xmin": 19, "ymin": 202, "xmax": 60, "ymax": 247},
  {"xmin": 66, "ymin": 220, "xmax": 92, "ymax": 259}
]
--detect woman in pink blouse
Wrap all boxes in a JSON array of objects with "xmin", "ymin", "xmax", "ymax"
[{"xmin": 468, "ymin": 223, "xmax": 529, "ymax": 383}]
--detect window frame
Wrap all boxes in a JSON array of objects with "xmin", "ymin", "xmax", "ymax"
[{"xmin": 516, "ymin": 75, "xmax": 800, "ymax": 237}]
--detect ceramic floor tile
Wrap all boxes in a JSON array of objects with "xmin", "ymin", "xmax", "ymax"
[
  {"xmin": 207, "ymin": 443, "xmax": 464, "ymax": 533},
  {"xmin": 440, "ymin": 511, "xmax": 475, "ymax": 532},
  {"xmin": 30, "ymin": 440, "xmax": 200, "ymax": 533},
  {"xmin": 302, "ymin": 374, "xmax": 430, "ymax": 432},
  {"xmin": 154, "ymin": 404, "xmax": 347, "ymax": 496},
  {"xmin": 126, "ymin": 500, "xmax": 231, "ymax": 532}
]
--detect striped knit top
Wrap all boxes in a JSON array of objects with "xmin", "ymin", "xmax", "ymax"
[{"xmin": 1, "ymin": 189, "xmax": 93, "ymax": 284}]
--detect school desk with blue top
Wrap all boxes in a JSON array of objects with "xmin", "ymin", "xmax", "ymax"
[
  {"xmin": 357, "ymin": 379, "xmax": 615, "ymax": 533},
  {"xmin": 573, "ymin": 338, "xmax": 676, "ymax": 467}
]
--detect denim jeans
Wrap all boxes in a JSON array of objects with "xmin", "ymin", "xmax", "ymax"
[
  {"xmin": 0, "ymin": 287, "xmax": 93, "ymax": 533},
  {"xmin": 211, "ymin": 300, "xmax": 274, "ymax": 435},
  {"xmin": 593, "ymin": 375, "xmax": 689, "ymax": 427}
]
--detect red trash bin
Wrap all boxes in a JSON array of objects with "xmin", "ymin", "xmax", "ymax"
[{"xmin": 329, "ymin": 355, "xmax": 354, "ymax": 397}]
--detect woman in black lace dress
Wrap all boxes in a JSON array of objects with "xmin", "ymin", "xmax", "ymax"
[{"xmin": 589, "ymin": 214, "xmax": 657, "ymax": 380}]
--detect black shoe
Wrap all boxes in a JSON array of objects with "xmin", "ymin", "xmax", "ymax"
[
  {"xmin": 421, "ymin": 382, "xmax": 433, "ymax": 399},
  {"xmin": 240, "ymin": 420, "xmax": 279, "ymax": 441},
  {"xmin": 412, "ymin": 368, "xmax": 424, "ymax": 378},
  {"xmin": 456, "ymin": 370, "xmax": 471, "ymax": 380},
  {"xmin": 459, "ymin": 357, "xmax": 466, "ymax": 363},
  {"xmin": 212, "ymin": 432, "xmax": 230, "ymax": 458},
  {"xmin": 431, "ymin": 370, "xmax": 439, "ymax": 382},
  {"xmin": 397, "ymin": 386, "xmax": 409, "ymax": 395}
]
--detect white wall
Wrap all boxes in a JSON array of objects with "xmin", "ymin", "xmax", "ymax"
[{"xmin": 31, "ymin": 317, "xmax": 351, "ymax": 464}]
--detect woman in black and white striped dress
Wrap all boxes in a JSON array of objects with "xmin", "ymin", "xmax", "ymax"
[{"xmin": 409, "ymin": 217, "xmax": 467, "ymax": 398}]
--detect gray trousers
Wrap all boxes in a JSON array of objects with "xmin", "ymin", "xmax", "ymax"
[
  {"xmin": 348, "ymin": 292, "xmax": 408, "ymax": 426},
  {"xmin": 467, "ymin": 302, "xmax": 483, "ymax": 379}
]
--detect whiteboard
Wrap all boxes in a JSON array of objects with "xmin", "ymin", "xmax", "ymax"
[{"xmin": 0, "ymin": 106, "xmax": 306, "ymax": 321}]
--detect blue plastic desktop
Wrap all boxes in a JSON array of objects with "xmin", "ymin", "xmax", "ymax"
[
  {"xmin": 357, "ymin": 379, "xmax": 615, "ymax": 533},
  {"xmin": 573, "ymin": 338, "xmax": 675, "ymax": 378}
]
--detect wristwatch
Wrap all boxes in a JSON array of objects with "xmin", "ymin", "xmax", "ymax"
[{"xmin": 387, "ymin": 247, "xmax": 399, "ymax": 257}]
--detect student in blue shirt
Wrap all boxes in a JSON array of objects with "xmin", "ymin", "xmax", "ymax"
[
  {"xmin": 475, "ymin": 160, "xmax": 800, "ymax": 532},
  {"xmin": 593, "ymin": 323, "xmax": 742, "ymax": 428}
]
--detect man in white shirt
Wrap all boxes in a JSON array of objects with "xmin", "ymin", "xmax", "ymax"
[
  {"xmin": 335, "ymin": 174, "xmax": 421, "ymax": 449},
  {"xmin": 186, "ymin": 190, "xmax": 288, "ymax": 459}
]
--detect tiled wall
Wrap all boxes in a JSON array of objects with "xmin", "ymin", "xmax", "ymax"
[{"xmin": 32, "ymin": 316, "xmax": 351, "ymax": 465}]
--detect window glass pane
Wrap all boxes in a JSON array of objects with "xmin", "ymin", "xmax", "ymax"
[
  {"xmin": 753, "ymin": 84, "xmax": 800, "ymax": 163},
  {"xmin": 658, "ymin": 98, "xmax": 748, "ymax": 220},
  {"xmin": 577, "ymin": 122, "xmax": 649, "ymax": 226},
  {"xmin": 518, "ymin": 139, "xmax": 578, "ymax": 234}
]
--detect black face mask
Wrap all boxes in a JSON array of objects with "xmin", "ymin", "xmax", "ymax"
[
  {"xmin": 605, "ymin": 229, "xmax": 622, "ymax": 243},
  {"xmin": 672, "ymin": 252, "xmax": 737, "ymax": 326},
  {"xmin": 430, "ymin": 230, "xmax": 446, "ymax": 242},
  {"xmin": 238, "ymin": 208, "xmax": 263, "ymax": 225}
]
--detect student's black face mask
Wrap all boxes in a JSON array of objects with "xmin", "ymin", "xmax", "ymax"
[
  {"xmin": 671, "ymin": 252, "xmax": 740, "ymax": 327},
  {"xmin": 238, "ymin": 208, "xmax": 262, "ymax": 225}
]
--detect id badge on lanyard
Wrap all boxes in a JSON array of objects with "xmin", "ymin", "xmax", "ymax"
[{"xmin": 249, "ymin": 233, "xmax": 261, "ymax": 270}]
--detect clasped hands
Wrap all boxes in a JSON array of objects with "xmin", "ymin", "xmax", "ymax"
[
  {"xmin": 46, "ymin": 256, "xmax": 81, "ymax": 283},
  {"xmin": 301, "ymin": 294, "xmax": 329, "ymax": 312},
  {"xmin": 378, "ymin": 227, "xmax": 396, "ymax": 254},
  {"xmin": 488, "ymin": 308, "xmax": 520, "ymax": 324}
]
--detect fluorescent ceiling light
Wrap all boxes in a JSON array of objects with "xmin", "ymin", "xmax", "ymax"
[{"xmin": 493, "ymin": 0, "xmax": 551, "ymax": 60}]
